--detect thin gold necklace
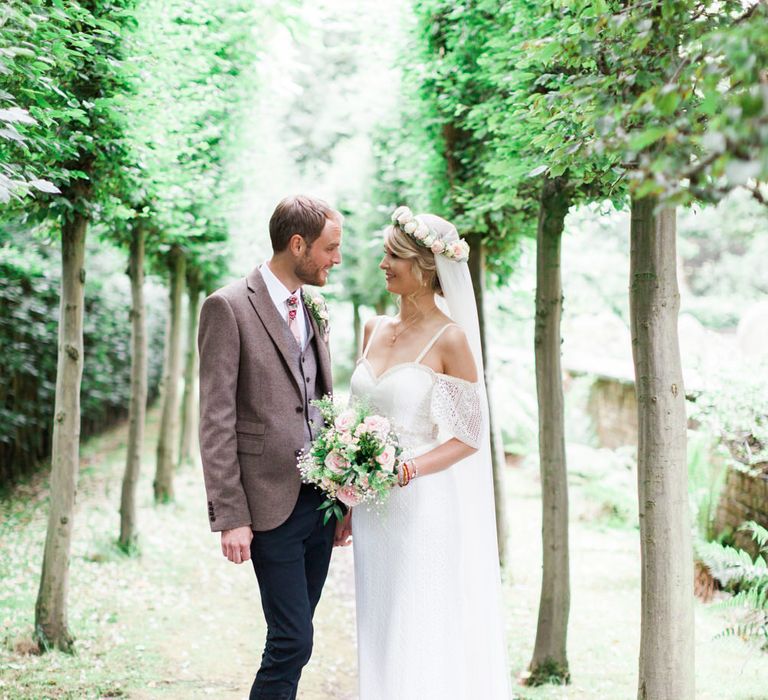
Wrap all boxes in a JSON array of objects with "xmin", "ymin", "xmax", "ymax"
[{"xmin": 389, "ymin": 306, "xmax": 438, "ymax": 345}]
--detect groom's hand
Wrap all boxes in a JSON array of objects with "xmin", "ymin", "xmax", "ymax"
[
  {"xmin": 334, "ymin": 511, "xmax": 352, "ymax": 547},
  {"xmin": 221, "ymin": 526, "xmax": 253, "ymax": 564}
]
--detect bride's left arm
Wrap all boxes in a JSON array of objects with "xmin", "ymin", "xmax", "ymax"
[{"xmin": 400, "ymin": 327, "xmax": 481, "ymax": 483}]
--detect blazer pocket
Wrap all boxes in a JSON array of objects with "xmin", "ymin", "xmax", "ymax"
[
  {"xmin": 237, "ymin": 434, "xmax": 264, "ymax": 455},
  {"xmin": 236, "ymin": 420, "xmax": 265, "ymax": 436}
]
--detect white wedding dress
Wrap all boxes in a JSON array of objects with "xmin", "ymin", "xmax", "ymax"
[{"xmin": 350, "ymin": 319, "xmax": 509, "ymax": 700}]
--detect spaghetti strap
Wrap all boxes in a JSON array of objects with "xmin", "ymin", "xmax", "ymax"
[
  {"xmin": 362, "ymin": 317, "xmax": 385, "ymax": 359},
  {"xmin": 415, "ymin": 323, "xmax": 458, "ymax": 364}
]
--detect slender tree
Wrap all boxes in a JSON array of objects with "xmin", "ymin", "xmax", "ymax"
[
  {"xmin": 540, "ymin": 2, "xmax": 761, "ymax": 695},
  {"xmin": 36, "ymin": 178, "xmax": 88, "ymax": 652},
  {"xmin": 630, "ymin": 198, "xmax": 692, "ymax": 699},
  {"xmin": 530, "ymin": 176, "xmax": 572, "ymax": 682},
  {"xmin": 178, "ymin": 266, "xmax": 201, "ymax": 467},
  {"xmin": 470, "ymin": 3, "xmax": 600, "ymax": 681},
  {"xmin": 0, "ymin": 0, "xmax": 138, "ymax": 652},
  {"xmin": 119, "ymin": 218, "xmax": 148, "ymax": 551},
  {"xmin": 127, "ymin": 0, "xmax": 263, "ymax": 501},
  {"xmin": 154, "ymin": 244, "xmax": 186, "ymax": 502}
]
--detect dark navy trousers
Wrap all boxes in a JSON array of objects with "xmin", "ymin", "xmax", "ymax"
[{"xmin": 248, "ymin": 484, "xmax": 335, "ymax": 700}]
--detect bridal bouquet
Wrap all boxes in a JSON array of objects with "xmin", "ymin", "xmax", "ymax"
[{"xmin": 297, "ymin": 396, "xmax": 403, "ymax": 523}]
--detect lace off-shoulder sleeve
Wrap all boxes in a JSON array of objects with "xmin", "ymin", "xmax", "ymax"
[{"xmin": 430, "ymin": 375, "xmax": 484, "ymax": 449}]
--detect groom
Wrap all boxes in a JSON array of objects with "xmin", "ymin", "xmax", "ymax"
[{"xmin": 198, "ymin": 195, "xmax": 343, "ymax": 700}]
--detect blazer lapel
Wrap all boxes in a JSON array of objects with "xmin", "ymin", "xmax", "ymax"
[
  {"xmin": 246, "ymin": 267, "xmax": 303, "ymax": 395},
  {"xmin": 304, "ymin": 291, "xmax": 333, "ymax": 396}
]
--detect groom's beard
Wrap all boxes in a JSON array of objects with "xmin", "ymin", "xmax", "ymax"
[{"xmin": 295, "ymin": 252, "xmax": 327, "ymax": 287}]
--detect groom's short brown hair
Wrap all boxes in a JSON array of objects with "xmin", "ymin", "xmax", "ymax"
[{"xmin": 269, "ymin": 195, "xmax": 340, "ymax": 252}]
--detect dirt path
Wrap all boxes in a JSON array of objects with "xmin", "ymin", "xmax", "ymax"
[{"xmin": 130, "ymin": 471, "xmax": 359, "ymax": 700}]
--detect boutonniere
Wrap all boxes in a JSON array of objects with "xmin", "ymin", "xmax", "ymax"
[{"xmin": 304, "ymin": 292, "xmax": 330, "ymax": 343}]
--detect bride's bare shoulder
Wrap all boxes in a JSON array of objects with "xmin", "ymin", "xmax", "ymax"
[{"xmin": 437, "ymin": 324, "xmax": 478, "ymax": 383}]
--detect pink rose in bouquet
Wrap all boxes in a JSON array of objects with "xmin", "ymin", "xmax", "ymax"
[
  {"xmin": 336, "ymin": 485, "xmax": 362, "ymax": 507},
  {"xmin": 376, "ymin": 445, "xmax": 396, "ymax": 470},
  {"xmin": 361, "ymin": 414, "xmax": 391, "ymax": 436},
  {"xmin": 324, "ymin": 450, "xmax": 347, "ymax": 474},
  {"xmin": 334, "ymin": 409, "xmax": 356, "ymax": 431}
]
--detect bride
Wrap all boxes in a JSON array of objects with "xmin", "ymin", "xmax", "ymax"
[{"xmin": 336, "ymin": 207, "xmax": 510, "ymax": 699}]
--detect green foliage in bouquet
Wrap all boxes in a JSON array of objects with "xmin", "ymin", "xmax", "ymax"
[{"xmin": 299, "ymin": 396, "xmax": 402, "ymax": 524}]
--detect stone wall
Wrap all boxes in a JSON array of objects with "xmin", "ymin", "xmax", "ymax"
[
  {"xmin": 585, "ymin": 377, "xmax": 638, "ymax": 448},
  {"xmin": 714, "ymin": 463, "xmax": 768, "ymax": 556}
]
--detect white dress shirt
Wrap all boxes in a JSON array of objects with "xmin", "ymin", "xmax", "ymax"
[{"xmin": 260, "ymin": 260, "xmax": 307, "ymax": 349}]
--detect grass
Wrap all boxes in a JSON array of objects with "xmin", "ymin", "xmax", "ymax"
[{"xmin": 1, "ymin": 416, "xmax": 767, "ymax": 699}]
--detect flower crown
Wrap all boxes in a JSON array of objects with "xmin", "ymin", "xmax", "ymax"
[{"xmin": 391, "ymin": 206, "xmax": 470, "ymax": 263}]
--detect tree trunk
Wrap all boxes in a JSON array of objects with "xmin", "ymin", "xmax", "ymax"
[
  {"xmin": 154, "ymin": 245, "xmax": 186, "ymax": 503},
  {"xmin": 178, "ymin": 270, "xmax": 201, "ymax": 467},
  {"xmin": 630, "ymin": 197, "xmax": 694, "ymax": 700},
  {"xmin": 34, "ymin": 212, "xmax": 87, "ymax": 653},
  {"xmin": 528, "ymin": 177, "xmax": 571, "ymax": 685},
  {"xmin": 352, "ymin": 300, "xmax": 362, "ymax": 362},
  {"xmin": 466, "ymin": 232, "xmax": 509, "ymax": 568},
  {"xmin": 119, "ymin": 226, "xmax": 147, "ymax": 552}
]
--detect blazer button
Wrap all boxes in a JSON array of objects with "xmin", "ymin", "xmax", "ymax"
[{"xmin": 296, "ymin": 406, "xmax": 303, "ymax": 413}]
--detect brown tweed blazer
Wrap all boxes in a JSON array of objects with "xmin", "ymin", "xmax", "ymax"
[{"xmin": 198, "ymin": 267, "xmax": 333, "ymax": 532}]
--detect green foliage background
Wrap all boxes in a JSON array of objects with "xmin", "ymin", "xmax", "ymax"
[{"xmin": 0, "ymin": 237, "xmax": 167, "ymax": 487}]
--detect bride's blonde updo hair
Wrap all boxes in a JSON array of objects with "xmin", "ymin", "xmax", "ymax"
[{"xmin": 384, "ymin": 223, "xmax": 443, "ymax": 296}]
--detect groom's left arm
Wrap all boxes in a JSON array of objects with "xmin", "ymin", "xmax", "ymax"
[{"xmin": 198, "ymin": 293, "xmax": 252, "ymax": 533}]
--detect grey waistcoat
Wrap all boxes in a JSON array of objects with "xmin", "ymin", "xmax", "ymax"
[{"xmin": 295, "ymin": 315, "xmax": 324, "ymax": 449}]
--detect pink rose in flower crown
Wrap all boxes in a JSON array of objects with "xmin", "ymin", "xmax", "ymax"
[
  {"xmin": 450, "ymin": 241, "xmax": 465, "ymax": 258},
  {"xmin": 324, "ymin": 450, "xmax": 347, "ymax": 475},
  {"xmin": 431, "ymin": 240, "xmax": 445, "ymax": 254},
  {"xmin": 334, "ymin": 409, "xmax": 356, "ymax": 432},
  {"xmin": 375, "ymin": 445, "xmax": 396, "ymax": 471},
  {"xmin": 362, "ymin": 414, "xmax": 391, "ymax": 436},
  {"xmin": 336, "ymin": 485, "xmax": 362, "ymax": 507}
]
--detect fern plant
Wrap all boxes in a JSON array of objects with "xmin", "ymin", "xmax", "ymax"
[{"xmin": 697, "ymin": 521, "xmax": 768, "ymax": 649}]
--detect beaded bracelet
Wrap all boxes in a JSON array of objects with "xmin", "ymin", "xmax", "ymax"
[
  {"xmin": 399, "ymin": 459, "xmax": 419, "ymax": 487},
  {"xmin": 399, "ymin": 462, "xmax": 411, "ymax": 487}
]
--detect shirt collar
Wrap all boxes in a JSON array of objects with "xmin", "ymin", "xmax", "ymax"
[{"xmin": 261, "ymin": 260, "xmax": 301, "ymax": 307}]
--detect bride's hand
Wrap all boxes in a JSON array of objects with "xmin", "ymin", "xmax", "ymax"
[{"xmin": 334, "ymin": 511, "xmax": 353, "ymax": 547}]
